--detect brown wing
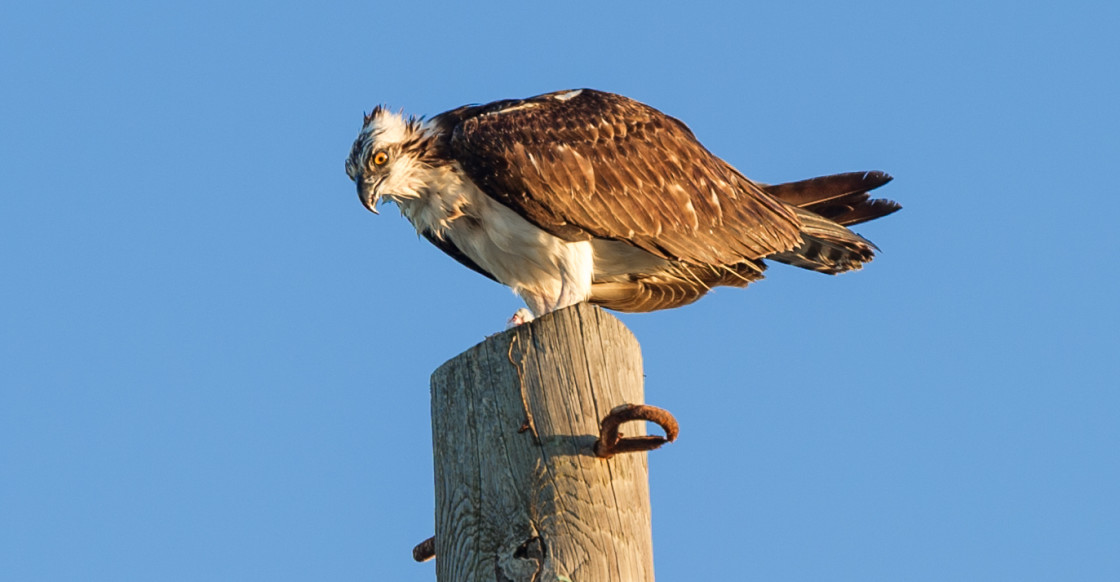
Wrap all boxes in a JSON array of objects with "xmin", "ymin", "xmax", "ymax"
[{"xmin": 447, "ymin": 89, "xmax": 802, "ymax": 266}]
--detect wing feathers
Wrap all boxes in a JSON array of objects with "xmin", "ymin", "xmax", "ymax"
[{"xmin": 450, "ymin": 89, "xmax": 802, "ymax": 266}]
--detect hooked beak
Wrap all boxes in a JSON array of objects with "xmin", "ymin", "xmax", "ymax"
[{"xmin": 358, "ymin": 179, "xmax": 381, "ymax": 215}]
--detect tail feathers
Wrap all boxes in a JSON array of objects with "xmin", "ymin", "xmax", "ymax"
[
  {"xmin": 764, "ymin": 171, "xmax": 901, "ymax": 226},
  {"xmin": 763, "ymin": 170, "xmax": 899, "ymax": 274},
  {"xmin": 769, "ymin": 208, "xmax": 878, "ymax": 274}
]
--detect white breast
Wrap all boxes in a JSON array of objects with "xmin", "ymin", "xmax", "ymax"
[{"xmin": 394, "ymin": 164, "xmax": 594, "ymax": 315}]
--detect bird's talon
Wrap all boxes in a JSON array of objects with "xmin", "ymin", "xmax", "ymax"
[
  {"xmin": 593, "ymin": 403, "xmax": 679, "ymax": 459},
  {"xmin": 506, "ymin": 308, "xmax": 535, "ymax": 328}
]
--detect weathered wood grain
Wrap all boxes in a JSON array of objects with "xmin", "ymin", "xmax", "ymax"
[{"xmin": 430, "ymin": 303, "xmax": 655, "ymax": 581}]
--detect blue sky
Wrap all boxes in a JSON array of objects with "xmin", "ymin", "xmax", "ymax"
[{"xmin": 2, "ymin": 1, "xmax": 1118, "ymax": 580}]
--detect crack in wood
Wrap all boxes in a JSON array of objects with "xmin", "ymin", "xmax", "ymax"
[{"xmin": 508, "ymin": 332, "xmax": 539, "ymax": 442}]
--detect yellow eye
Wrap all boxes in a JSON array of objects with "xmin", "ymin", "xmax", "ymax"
[{"xmin": 373, "ymin": 151, "xmax": 389, "ymax": 166}]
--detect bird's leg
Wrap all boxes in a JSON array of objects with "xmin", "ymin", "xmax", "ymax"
[
  {"xmin": 593, "ymin": 404, "xmax": 679, "ymax": 459},
  {"xmin": 552, "ymin": 254, "xmax": 593, "ymax": 312},
  {"xmin": 551, "ymin": 281, "xmax": 586, "ymax": 312},
  {"xmin": 507, "ymin": 250, "xmax": 592, "ymax": 327},
  {"xmin": 507, "ymin": 288, "xmax": 550, "ymax": 328}
]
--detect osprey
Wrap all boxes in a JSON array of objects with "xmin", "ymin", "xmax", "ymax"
[{"xmin": 345, "ymin": 89, "xmax": 899, "ymax": 318}]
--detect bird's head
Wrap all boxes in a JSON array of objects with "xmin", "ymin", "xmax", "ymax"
[{"xmin": 345, "ymin": 107, "xmax": 432, "ymax": 214}]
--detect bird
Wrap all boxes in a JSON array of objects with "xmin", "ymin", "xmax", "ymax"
[{"xmin": 345, "ymin": 89, "xmax": 899, "ymax": 320}]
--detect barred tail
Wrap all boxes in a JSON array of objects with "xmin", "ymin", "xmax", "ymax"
[{"xmin": 764, "ymin": 171, "xmax": 900, "ymax": 274}]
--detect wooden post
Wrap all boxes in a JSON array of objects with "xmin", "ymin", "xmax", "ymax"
[{"xmin": 429, "ymin": 303, "xmax": 655, "ymax": 581}]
